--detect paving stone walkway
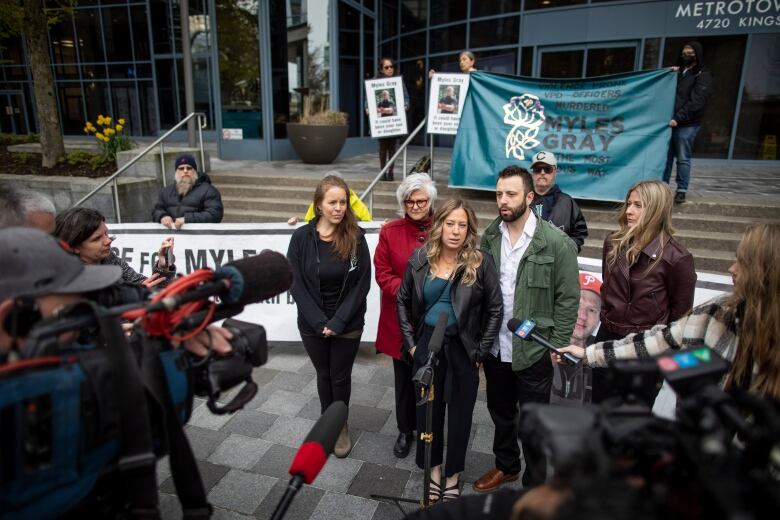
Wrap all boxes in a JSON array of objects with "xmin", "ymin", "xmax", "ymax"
[{"xmin": 158, "ymin": 342, "xmax": 520, "ymax": 520}]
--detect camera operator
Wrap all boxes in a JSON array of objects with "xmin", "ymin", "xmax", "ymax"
[
  {"xmin": 555, "ymin": 223, "xmax": 780, "ymax": 402},
  {"xmin": 54, "ymin": 207, "xmax": 176, "ymax": 290},
  {"xmin": 0, "ymin": 227, "xmax": 232, "ymax": 518}
]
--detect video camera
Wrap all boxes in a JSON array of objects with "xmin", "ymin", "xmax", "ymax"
[
  {"xmin": 521, "ymin": 347, "xmax": 780, "ymax": 519},
  {"xmin": 0, "ymin": 251, "xmax": 293, "ymax": 519}
]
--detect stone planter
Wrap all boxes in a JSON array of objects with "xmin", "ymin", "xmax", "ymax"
[{"xmin": 287, "ymin": 123, "xmax": 348, "ymax": 164}]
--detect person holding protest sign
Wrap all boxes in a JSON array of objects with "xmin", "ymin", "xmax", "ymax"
[
  {"xmin": 54, "ymin": 207, "xmax": 175, "ymax": 289},
  {"xmin": 374, "ymin": 173, "xmax": 437, "ymax": 458},
  {"xmin": 397, "ymin": 199, "xmax": 503, "ymax": 502},
  {"xmin": 287, "ymin": 175, "xmax": 371, "ymax": 458},
  {"xmin": 428, "ymin": 50, "xmax": 478, "ymax": 78},
  {"xmin": 590, "ymin": 180, "xmax": 696, "ymax": 404},
  {"xmin": 367, "ymin": 58, "xmax": 409, "ymax": 182}
]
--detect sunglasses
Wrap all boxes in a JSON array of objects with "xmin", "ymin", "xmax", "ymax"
[
  {"xmin": 531, "ymin": 165, "xmax": 554, "ymax": 174},
  {"xmin": 383, "ymin": 65, "xmax": 394, "ymax": 70}
]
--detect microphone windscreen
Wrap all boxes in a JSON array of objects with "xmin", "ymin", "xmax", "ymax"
[
  {"xmin": 507, "ymin": 318, "xmax": 522, "ymax": 332},
  {"xmin": 428, "ymin": 311, "xmax": 449, "ymax": 354},
  {"xmin": 219, "ymin": 250, "xmax": 293, "ymax": 306},
  {"xmin": 287, "ymin": 442, "xmax": 327, "ymax": 485}
]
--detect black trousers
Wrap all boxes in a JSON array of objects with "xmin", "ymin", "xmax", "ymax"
[
  {"xmin": 302, "ymin": 333, "xmax": 361, "ymax": 413},
  {"xmin": 378, "ymin": 137, "xmax": 397, "ymax": 174},
  {"xmin": 483, "ymin": 352, "xmax": 552, "ymax": 487},
  {"xmin": 590, "ymin": 326, "xmax": 625, "ymax": 404},
  {"xmin": 393, "ymin": 357, "xmax": 416, "ymax": 434},
  {"xmin": 413, "ymin": 325, "xmax": 478, "ymax": 478}
]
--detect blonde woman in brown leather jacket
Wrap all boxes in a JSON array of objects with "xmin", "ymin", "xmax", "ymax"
[{"xmin": 592, "ymin": 180, "xmax": 696, "ymax": 403}]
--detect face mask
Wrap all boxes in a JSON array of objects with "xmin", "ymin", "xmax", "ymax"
[{"xmin": 681, "ymin": 55, "xmax": 695, "ymax": 66}]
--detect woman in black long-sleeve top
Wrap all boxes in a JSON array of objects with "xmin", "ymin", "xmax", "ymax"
[
  {"xmin": 397, "ymin": 199, "xmax": 503, "ymax": 503},
  {"xmin": 287, "ymin": 175, "xmax": 371, "ymax": 458}
]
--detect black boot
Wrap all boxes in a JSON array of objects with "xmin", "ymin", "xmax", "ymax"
[
  {"xmin": 674, "ymin": 191, "xmax": 686, "ymax": 204},
  {"xmin": 393, "ymin": 432, "xmax": 413, "ymax": 458}
]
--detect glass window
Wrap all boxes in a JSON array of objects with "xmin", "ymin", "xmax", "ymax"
[
  {"xmin": 58, "ymin": 84, "xmax": 84, "ymax": 134},
  {"xmin": 55, "ymin": 64, "xmax": 80, "ymax": 80},
  {"xmin": 155, "ymin": 58, "xmax": 181, "ymax": 128},
  {"xmin": 102, "ymin": 7, "xmax": 133, "ymax": 61},
  {"xmin": 469, "ymin": 17, "xmax": 519, "ymax": 49},
  {"xmin": 83, "ymin": 82, "xmax": 110, "ymax": 126},
  {"xmin": 663, "ymin": 35, "xmax": 747, "ymax": 159},
  {"xmin": 381, "ymin": 0, "xmax": 398, "ymax": 40},
  {"xmin": 215, "ymin": 0, "xmax": 261, "ymax": 138},
  {"xmin": 401, "ymin": 0, "xmax": 426, "ymax": 33},
  {"xmin": 401, "ymin": 58, "xmax": 426, "ymax": 143},
  {"xmin": 339, "ymin": 57, "xmax": 360, "ymax": 136},
  {"xmin": 428, "ymin": 53, "xmax": 460, "ymax": 74},
  {"xmin": 586, "ymin": 47, "xmax": 635, "ymax": 77},
  {"xmin": 75, "ymin": 9, "xmax": 105, "ymax": 63},
  {"xmin": 130, "ymin": 6, "xmax": 151, "ymax": 60},
  {"xmin": 478, "ymin": 49, "xmax": 517, "ymax": 75},
  {"xmin": 401, "ymin": 31, "xmax": 425, "ymax": 58},
  {"xmin": 138, "ymin": 81, "xmax": 158, "ymax": 135},
  {"xmin": 429, "ymin": 24, "xmax": 465, "ymax": 55},
  {"xmin": 540, "ymin": 49, "xmax": 583, "ymax": 78},
  {"xmin": 110, "ymin": 81, "xmax": 140, "ymax": 136},
  {"xmin": 380, "ymin": 40, "xmax": 398, "ymax": 62},
  {"xmin": 82, "ymin": 63, "xmax": 107, "ymax": 80},
  {"xmin": 0, "ymin": 35, "xmax": 25, "ymax": 65},
  {"xmin": 525, "ymin": 0, "xmax": 586, "ymax": 9},
  {"xmin": 430, "ymin": 0, "xmax": 466, "ymax": 26},
  {"xmin": 733, "ymin": 34, "xmax": 780, "ymax": 160},
  {"xmin": 150, "ymin": 0, "xmax": 172, "ymax": 54},
  {"xmin": 521, "ymin": 46, "xmax": 533, "ymax": 76},
  {"xmin": 50, "ymin": 16, "xmax": 77, "ymax": 64},
  {"xmin": 471, "ymin": 1, "xmax": 519, "ymax": 18},
  {"xmin": 642, "ymin": 38, "xmax": 661, "ymax": 70}
]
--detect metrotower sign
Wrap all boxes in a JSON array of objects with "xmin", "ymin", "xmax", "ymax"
[{"xmin": 669, "ymin": 0, "xmax": 780, "ymax": 33}]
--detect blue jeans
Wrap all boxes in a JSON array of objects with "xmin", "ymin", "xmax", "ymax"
[{"xmin": 663, "ymin": 125, "xmax": 700, "ymax": 193}]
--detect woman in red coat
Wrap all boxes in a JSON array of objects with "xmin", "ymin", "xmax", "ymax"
[{"xmin": 374, "ymin": 173, "xmax": 437, "ymax": 458}]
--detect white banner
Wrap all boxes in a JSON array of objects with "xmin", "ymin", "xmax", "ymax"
[
  {"xmin": 426, "ymin": 73, "xmax": 471, "ymax": 135},
  {"xmin": 108, "ymin": 223, "xmax": 383, "ymax": 342},
  {"xmin": 107, "ymin": 223, "xmax": 733, "ymax": 345},
  {"xmin": 365, "ymin": 76, "xmax": 408, "ymax": 138}
]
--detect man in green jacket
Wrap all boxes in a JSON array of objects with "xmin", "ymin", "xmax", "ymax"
[{"xmin": 473, "ymin": 166, "xmax": 579, "ymax": 492}]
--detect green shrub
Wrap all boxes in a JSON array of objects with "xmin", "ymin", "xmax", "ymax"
[
  {"xmin": 12, "ymin": 151, "xmax": 34, "ymax": 164},
  {"xmin": 64, "ymin": 150, "xmax": 111, "ymax": 169},
  {"xmin": 299, "ymin": 110, "xmax": 348, "ymax": 126},
  {"xmin": 0, "ymin": 133, "xmax": 39, "ymax": 146}
]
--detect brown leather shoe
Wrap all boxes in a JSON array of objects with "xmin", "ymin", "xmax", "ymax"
[{"xmin": 473, "ymin": 468, "xmax": 519, "ymax": 493}]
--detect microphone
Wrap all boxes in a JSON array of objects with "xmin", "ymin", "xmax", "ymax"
[
  {"xmin": 151, "ymin": 250, "xmax": 293, "ymax": 312},
  {"xmin": 271, "ymin": 402, "xmax": 348, "ymax": 520},
  {"xmin": 507, "ymin": 318, "xmax": 580, "ymax": 366}
]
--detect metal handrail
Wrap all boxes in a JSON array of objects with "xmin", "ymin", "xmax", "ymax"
[
  {"xmin": 74, "ymin": 112, "xmax": 207, "ymax": 222},
  {"xmin": 359, "ymin": 117, "xmax": 428, "ymax": 216}
]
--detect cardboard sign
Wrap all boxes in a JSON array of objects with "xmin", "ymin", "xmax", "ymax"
[
  {"xmin": 365, "ymin": 76, "xmax": 408, "ymax": 138},
  {"xmin": 427, "ymin": 73, "xmax": 471, "ymax": 135}
]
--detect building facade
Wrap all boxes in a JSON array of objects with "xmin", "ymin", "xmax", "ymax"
[{"xmin": 0, "ymin": 0, "xmax": 777, "ymax": 162}]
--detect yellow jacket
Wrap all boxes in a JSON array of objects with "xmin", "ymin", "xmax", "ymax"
[{"xmin": 303, "ymin": 189, "xmax": 372, "ymax": 222}]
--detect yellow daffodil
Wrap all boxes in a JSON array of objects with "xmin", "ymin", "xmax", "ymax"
[
  {"xmin": 105, "ymin": 128, "xmax": 115, "ymax": 136},
  {"xmin": 116, "ymin": 124, "xmax": 123, "ymax": 132},
  {"xmin": 97, "ymin": 115, "xmax": 105, "ymax": 125},
  {"xmin": 95, "ymin": 132, "xmax": 105, "ymax": 140},
  {"xmin": 83, "ymin": 126, "xmax": 90, "ymax": 134},
  {"xmin": 118, "ymin": 118, "xmax": 125, "ymax": 125},
  {"xmin": 104, "ymin": 116, "xmax": 112, "ymax": 124}
]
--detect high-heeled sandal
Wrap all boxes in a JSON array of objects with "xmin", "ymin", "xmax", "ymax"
[
  {"xmin": 428, "ymin": 478, "xmax": 443, "ymax": 503},
  {"xmin": 441, "ymin": 479, "xmax": 461, "ymax": 501}
]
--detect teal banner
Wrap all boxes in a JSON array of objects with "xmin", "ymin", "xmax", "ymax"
[{"xmin": 450, "ymin": 69, "xmax": 677, "ymax": 201}]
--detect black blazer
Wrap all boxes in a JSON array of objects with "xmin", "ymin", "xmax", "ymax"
[
  {"xmin": 396, "ymin": 247, "xmax": 503, "ymax": 364},
  {"xmin": 287, "ymin": 221, "xmax": 371, "ymax": 336}
]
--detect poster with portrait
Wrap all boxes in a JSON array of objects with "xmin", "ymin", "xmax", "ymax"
[
  {"xmin": 426, "ymin": 73, "xmax": 471, "ymax": 135},
  {"xmin": 365, "ymin": 76, "xmax": 408, "ymax": 138}
]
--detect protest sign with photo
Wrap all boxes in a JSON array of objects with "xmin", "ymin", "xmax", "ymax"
[
  {"xmin": 365, "ymin": 76, "xmax": 408, "ymax": 138},
  {"xmin": 426, "ymin": 73, "xmax": 470, "ymax": 135}
]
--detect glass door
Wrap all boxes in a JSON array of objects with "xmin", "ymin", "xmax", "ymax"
[
  {"xmin": 0, "ymin": 91, "xmax": 30, "ymax": 135},
  {"xmin": 538, "ymin": 41, "xmax": 639, "ymax": 79}
]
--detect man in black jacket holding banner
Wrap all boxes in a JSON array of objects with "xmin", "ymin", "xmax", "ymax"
[{"xmin": 530, "ymin": 151, "xmax": 588, "ymax": 253}]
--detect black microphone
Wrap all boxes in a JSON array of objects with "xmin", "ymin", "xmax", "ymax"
[
  {"xmin": 150, "ymin": 250, "xmax": 293, "ymax": 312},
  {"xmin": 270, "ymin": 402, "xmax": 348, "ymax": 520},
  {"xmin": 506, "ymin": 318, "xmax": 580, "ymax": 366}
]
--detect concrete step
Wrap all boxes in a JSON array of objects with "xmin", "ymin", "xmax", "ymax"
[{"xmin": 586, "ymin": 222, "xmax": 741, "ymax": 252}]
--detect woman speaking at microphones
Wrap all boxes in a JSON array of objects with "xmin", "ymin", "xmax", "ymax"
[
  {"xmin": 287, "ymin": 175, "xmax": 371, "ymax": 458},
  {"xmin": 374, "ymin": 173, "xmax": 437, "ymax": 459},
  {"xmin": 397, "ymin": 199, "xmax": 503, "ymax": 503}
]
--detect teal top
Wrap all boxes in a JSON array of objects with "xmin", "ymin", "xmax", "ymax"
[{"xmin": 423, "ymin": 275, "xmax": 457, "ymax": 327}]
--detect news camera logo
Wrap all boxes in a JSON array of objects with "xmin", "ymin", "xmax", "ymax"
[{"xmin": 503, "ymin": 94, "xmax": 545, "ymax": 161}]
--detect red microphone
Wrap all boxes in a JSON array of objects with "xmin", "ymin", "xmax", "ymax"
[{"xmin": 270, "ymin": 401, "xmax": 348, "ymax": 520}]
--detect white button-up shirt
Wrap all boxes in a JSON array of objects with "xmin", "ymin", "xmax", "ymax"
[{"xmin": 492, "ymin": 212, "xmax": 537, "ymax": 362}]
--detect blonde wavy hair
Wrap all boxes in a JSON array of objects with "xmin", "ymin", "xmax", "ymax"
[
  {"xmin": 724, "ymin": 223, "xmax": 780, "ymax": 400},
  {"xmin": 606, "ymin": 180, "xmax": 675, "ymax": 270},
  {"xmin": 426, "ymin": 199, "xmax": 482, "ymax": 286}
]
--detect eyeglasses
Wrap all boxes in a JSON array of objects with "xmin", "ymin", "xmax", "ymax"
[
  {"xmin": 383, "ymin": 65, "xmax": 394, "ymax": 70},
  {"xmin": 404, "ymin": 198, "xmax": 429, "ymax": 208},
  {"xmin": 531, "ymin": 165, "xmax": 554, "ymax": 174}
]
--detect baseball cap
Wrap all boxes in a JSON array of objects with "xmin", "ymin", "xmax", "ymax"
[
  {"xmin": 0, "ymin": 227, "xmax": 122, "ymax": 300},
  {"xmin": 579, "ymin": 272, "xmax": 602, "ymax": 296},
  {"xmin": 175, "ymin": 154, "xmax": 198, "ymax": 171},
  {"xmin": 531, "ymin": 151, "xmax": 557, "ymax": 168}
]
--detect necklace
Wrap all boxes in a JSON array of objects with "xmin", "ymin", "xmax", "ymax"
[{"xmin": 436, "ymin": 256, "xmax": 457, "ymax": 278}]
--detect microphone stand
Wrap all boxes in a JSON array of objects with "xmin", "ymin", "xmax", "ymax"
[{"xmin": 371, "ymin": 349, "xmax": 439, "ymax": 514}]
